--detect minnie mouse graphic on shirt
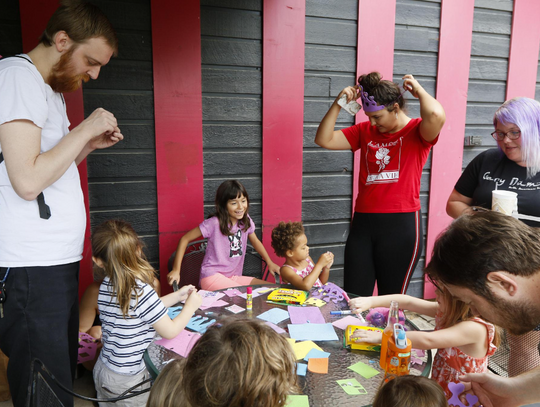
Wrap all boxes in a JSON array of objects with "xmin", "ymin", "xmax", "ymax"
[{"xmin": 228, "ymin": 230, "xmax": 243, "ymax": 258}]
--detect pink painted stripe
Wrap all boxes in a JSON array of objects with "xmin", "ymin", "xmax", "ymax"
[
  {"xmin": 151, "ymin": 1, "xmax": 204, "ymax": 293},
  {"xmin": 424, "ymin": 0, "xmax": 475, "ymax": 299},
  {"xmin": 353, "ymin": 0, "xmax": 397, "ymax": 216},
  {"xmin": 262, "ymin": 1, "xmax": 305, "ymax": 273},
  {"xmin": 19, "ymin": 1, "xmax": 93, "ymax": 298},
  {"xmin": 506, "ymin": 0, "xmax": 540, "ymax": 99}
]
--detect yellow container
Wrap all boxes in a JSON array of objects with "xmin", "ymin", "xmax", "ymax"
[{"xmin": 344, "ymin": 325, "xmax": 384, "ymax": 352}]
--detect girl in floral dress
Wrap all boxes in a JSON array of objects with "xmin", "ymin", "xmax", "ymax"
[{"xmin": 349, "ymin": 284, "xmax": 499, "ymax": 399}]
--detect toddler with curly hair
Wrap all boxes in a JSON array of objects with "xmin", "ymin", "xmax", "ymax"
[{"xmin": 271, "ymin": 221, "xmax": 333, "ymax": 290}]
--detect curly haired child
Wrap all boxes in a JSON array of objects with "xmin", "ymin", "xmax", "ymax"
[{"xmin": 271, "ymin": 221, "xmax": 333, "ymax": 290}]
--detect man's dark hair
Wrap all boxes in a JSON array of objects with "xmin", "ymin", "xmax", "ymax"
[
  {"xmin": 40, "ymin": 1, "xmax": 118, "ymax": 55},
  {"xmin": 426, "ymin": 211, "xmax": 540, "ymax": 298}
]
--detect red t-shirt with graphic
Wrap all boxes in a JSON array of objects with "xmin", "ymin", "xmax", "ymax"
[{"xmin": 342, "ymin": 118, "xmax": 438, "ymax": 213}]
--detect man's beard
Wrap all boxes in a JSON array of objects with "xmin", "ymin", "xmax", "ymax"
[
  {"xmin": 48, "ymin": 46, "xmax": 90, "ymax": 93},
  {"xmin": 488, "ymin": 295, "xmax": 540, "ymax": 335}
]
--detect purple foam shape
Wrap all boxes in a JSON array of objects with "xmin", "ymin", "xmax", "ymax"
[{"xmin": 447, "ymin": 382, "xmax": 479, "ymax": 407}]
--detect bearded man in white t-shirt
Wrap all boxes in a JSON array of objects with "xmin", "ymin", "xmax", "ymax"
[{"xmin": 0, "ymin": 3, "xmax": 122, "ymax": 406}]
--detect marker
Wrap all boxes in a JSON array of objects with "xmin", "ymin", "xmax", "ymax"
[
  {"xmin": 246, "ymin": 287, "xmax": 253, "ymax": 310},
  {"xmin": 330, "ymin": 310, "xmax": 353, "ymax": 315},
  {"xmin": 342, "ymin": 291, "xmax": 351, "ymax": 303}
]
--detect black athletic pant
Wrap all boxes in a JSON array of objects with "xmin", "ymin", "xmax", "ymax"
[
  {"xmin": 344, "ymin": 211, "xmax": 422, "ymax": 296},
  {"xmin": 0, "ymin": 263, "xmax": 79, "ymax": 407}
]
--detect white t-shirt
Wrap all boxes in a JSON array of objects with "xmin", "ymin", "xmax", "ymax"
[
  {"xmin": 98, "ymin": 277, "xmax": 167, "ymax": 374},
  {"xmin": 0, "ymin": 55, "xmax": 86, "ymax": 267}
]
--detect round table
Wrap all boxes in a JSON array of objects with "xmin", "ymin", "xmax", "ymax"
[{"xmin": 145, "ymin": 285, "xmax": 432, "ymax": 407}]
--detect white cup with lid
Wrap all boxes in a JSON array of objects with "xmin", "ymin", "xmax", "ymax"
[{"xmin": 492, "ymin": 190, "xmax": 518, "ymax": 215}]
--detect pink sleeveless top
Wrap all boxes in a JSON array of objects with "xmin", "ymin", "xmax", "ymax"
[
  {"xmin": 282, "ymin": 258, "xmax": 323, "ymax": 288},
  {"xmin": 430, "ymin": 311, "xmax": 497, "ymax": 399}
]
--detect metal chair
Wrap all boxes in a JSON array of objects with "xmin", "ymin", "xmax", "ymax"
[{"xmin": 167, "ymin": 239, "xmax": 275, "ymax": 289}]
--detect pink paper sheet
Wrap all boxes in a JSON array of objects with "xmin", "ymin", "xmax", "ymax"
[
  {"xmin": 288, "ymin": 306, "xmax": 325, "ymax": 324},
  {"xmin": 199, "ymin": 299, "xmax": 229, "ymax": 310},
  {"xmin": 155, "ymin": 329, "xmax": 201, "ymax": 357},
  {"xmin": 331, "ymin": 315, "xmax": 367, "ymax": 330}
]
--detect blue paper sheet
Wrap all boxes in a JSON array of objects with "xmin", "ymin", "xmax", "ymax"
[
  {"xmin": 287, "ymin": 323, "xmax": 339, "ymax": 341},
  {"xmin": 296, "ymin": 362, "xmax": 308, "ymax": 376},
  {"xmin": 186, "ymin": 315, "xmax": 216, "ymax": 334},
  {"xmin": 257, "ymin": 308, "xmax": 290, "ymax": 324},
  {"xmin": 303, "ymin": 348, "xmax": 330, "ymax": 361}
]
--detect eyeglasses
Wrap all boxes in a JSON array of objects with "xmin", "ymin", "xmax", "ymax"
[{"xmin": 491, "ymin": 130, "xmax": 521, "ymax": 141}]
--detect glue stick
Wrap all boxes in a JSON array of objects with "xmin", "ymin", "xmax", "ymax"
[{"xmin": 246, "ymin": 287, "xmax": 253, "ymax": 310}]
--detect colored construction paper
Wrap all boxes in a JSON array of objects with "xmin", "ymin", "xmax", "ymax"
[
  {"xmin": 291, "ymin": 339, "xmax": 322, "ymax": 360},
  {"xmin": 286, "ymin": 395, "xmax": 309, "ymax": 407},
  {"xmin": 337, "ymin": 379, "xmax": 367, "ymax": 395},
  {"xmin": 287, "ymin": 306, "xmax": 325, "ymax": 324},
  {"xmin": 155, "ymin": 330, "xmax": 201, "ymax": 357},
  {"xmin": 254, "ymin": 287, "xmax": 273, "ymax": 294},
  {"xmin": 186, "ymin": 315, "xmax": 216, "ymax": 333},
  {"xmin": 265, "ymin": 321, "xmax": 286, "ymax": 334},
  {"xmin": 304, "ymin": 298, "xmax": 326, "ymax": 307},
  {"xmin": 224, "ymin": 288, "xmax": 243, "ymax": 297},
  {"xmin": 225, "ymin": 304, "xmax": 245, "ymax": 314},
  {"xmin": 288, "ymin": 323, "xmax": 339, "ymax": 342},
  {"xmin": 286, "ymin": 338, "xmax": 296, "ymax": 346},
  {"xmin": 200, "ymin": 299, "xmax": 229, "ymax": 310},
  {"xmin": 291, "ymin": 341, "xmax": 322, "ymax": 360},
  {"xmin": 167, "ymin": 305, "xmax": 183, "ymax": 320},
  {"xmin": 307, "ymin": 358, "xmax": 328, "ymax": 374},
  {"xmin": 331, "ymin": 315, "xmax": 367, "ymax": 330},
  {"xmin": 296, "ymin": 362, "xmax": 307, "ymax": 376},
  {"xmin": 238, "ymin": 291, "xmax": 262, "ymax": 300},
  {"xmin": 257, "ymin": 308, "xmax": 290, "ymax": 324},
  {"xmin": 198, "ymin": 290, "xmax": 226, "ymax": 308},
  {"xmin": 348, "ymin": 361, "xmax": 380, "ymax": 379},
  {"xmin": 303, "ymin": 348, "xmax": 330, "ymax": 361}
]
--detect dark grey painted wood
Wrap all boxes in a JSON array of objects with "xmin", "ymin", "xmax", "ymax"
[
  {"xmin": 303, "ymin": 150, "xmax": 354, "ymax": 173},
  {"xmin": 201, "ymin": 38, "xmax": 261, "ymax": 67},
  {"xmin": 467, "ymin": 80, "xmax": 507, "ymax": 103},
  {"xmin": 90, "ymin": 209, "xmax": 158, "ymax": 235},
  {"xmin": 303, "ymin": 174, "xmax": 352, "ymax": 198},
  {"xmin": 84, "ymin": 91, "xmax": 154, "ymax": 120},
  {"xmin": 87, "ymin": 153, "xmax": 156, "ymax": 178},
  {"xmin": 306, "ymin": 0, "xmax": 357, "ymax": 20},
  {"xmin": 302, "ymin": 199, "xmax": 351, "ymax": 221},
  {"xmin": 204, "ymin": 124, "xmax": 261, "ymax": 149},
  {"xmin": 395, "ymin": 0, "xmax": 440, "ymax": 28},
  {"xmin": 202, "ymin": 68, "xmax": 261, "ymax": 94},
  {"xmin": 304, "ymin": 73, "xmax": 356, "ymax": 98},
  {"xmin": 201, "ymin": 0, "xmax": 261, "ymax": 12},
  {"xmin": 201, "ymin": 7, "xmax": 261, "ymax": 40},
  {"xmin": 305, "ymin": 45, "xmax": 357, "ymax": 73},
  {"xmin": 202, "ymin": 96, "xmax": 261, "ymax": 122},
  {"xmin": 395, "ymin": 26, "xmax": 439, "ymax": 53},
  {"xmin": 473, "ymin": 8, "xmax": 512, "ymax": 35},
  {"xmin": 306, "ymin": 17, "xmax": 357, "ymax": 47},
  {"xmin": 89, "ymin": 181, "xmax": 157, "ymax": 208},
  {"xmin": 471, "ymin": 32, "xmax": 510, "ymax": 58},
  {"xmin": 83, "ymin": 60, "xmax": 153, "ymax": 90},
  {"xmin": 475, "ymin": 0, "xmax": 513, "ymax": 12},
  {"xmin": 469, "ymin": 57, "xmax": 508, "ymax": 81},
  {"xmin": 108, "ymin": 122, "xmax": 155, "ymax": 150},
  {"xmin": 203, "ymin": 152, "xmax": 261, "ymax": 175}
]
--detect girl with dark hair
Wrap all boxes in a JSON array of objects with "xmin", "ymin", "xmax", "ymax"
[
  {"xmin": 315, "ymin": 72, "xmax": 446, "ymax": 296},
  {"xmin": 167, "ymin": 180, "xmax": 280, "ymax": 290}
]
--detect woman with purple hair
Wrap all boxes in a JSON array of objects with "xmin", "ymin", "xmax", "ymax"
[{"xmin": 446, "ymin": 97, "xmax": 540, "ymax": 377}]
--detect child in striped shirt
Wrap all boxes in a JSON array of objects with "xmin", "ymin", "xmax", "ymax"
[{"xmin": 91, "ymin": 220, "xmax": 202, "ymax": 407}]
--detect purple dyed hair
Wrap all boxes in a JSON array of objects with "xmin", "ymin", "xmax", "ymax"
[{"xmin": 493, "ymin": 97, "xmax": 540, "ymax": 178}]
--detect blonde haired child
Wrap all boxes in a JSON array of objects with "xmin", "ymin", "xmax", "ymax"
[
  {"xmin": 167, "ymin": 180, "xmax": 280, "ymax": 290},
  {"xmin": 349, "ymin": 284, "xmax": 499, "ymax": 399},
  {"xmin": 91, "ymin": 220, "xmax": 202, "ymax": 406},
  {"xmin": 181, "ymin": 318, "xmax": 298, "ymax": 407},
  {"xmin": 271, "ymin": 221, "xmax": 334, "ymax": 290}
]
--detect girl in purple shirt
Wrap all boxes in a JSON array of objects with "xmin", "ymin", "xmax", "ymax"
[{"xmin": 167, "ymin": 180, "xmax": 280, "ymax": 291}]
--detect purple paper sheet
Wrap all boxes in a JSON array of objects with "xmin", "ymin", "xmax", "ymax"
[{"xmin": 288, "ymin": 306, "xmax": 325, "ymax": 324}]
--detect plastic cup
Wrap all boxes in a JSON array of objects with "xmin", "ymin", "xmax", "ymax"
[{"xmin": 492, "ymin": 190, "xmax": 518, "ymax": 215}]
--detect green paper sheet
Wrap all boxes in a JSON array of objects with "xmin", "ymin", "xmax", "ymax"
[
  {"xmin": 286, "ymin": 395, "xmax": 310, "ymax": 407},
  {"xmin": 337, "ymin": 378, "xmax": 367, "ymax": 395},
  {"xmin": 347, "ymin": 361, "xmax": 380, "ymax": 379}
]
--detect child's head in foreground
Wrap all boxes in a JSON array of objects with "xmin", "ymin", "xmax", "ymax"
[
  {"xmin": 182, "ymin": 318, "xmax": 298, "ymax": 407},
  {"xmin": 271, "ymin": 221, "xmax": 306, "ymax": 260},
  {"xmin": 372, "ymin": 375, "xmax": 447, "ymax": 407}
]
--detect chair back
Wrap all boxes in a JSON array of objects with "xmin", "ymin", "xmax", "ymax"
[
  {"xmin": 167, "ymin": 240, "xmax": 207, "ymax": 290},
  {"xmin": 243, "ymin": 245, "xmax": 270, "ymax": 281},
  {"xmin": 27, "ymin": 359, "xmax": 65, "ymax": 407}
]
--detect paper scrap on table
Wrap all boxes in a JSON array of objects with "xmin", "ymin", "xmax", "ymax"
[
  {"xmin": 296, "ymin": 362, "xmax": 307, "ymax": 376},
  {"xmin": 337, "ymin": 378, "xmax": 367, "ymax": 395},
  {"xmin": 331, "ymin": 315, "xmax": 367, "ymax": 330},
  {"xmin": 238, "ymin": 291, "xmax": 262, "ymax": 300},
  {"xmin": 287, "ymin": 338, "xmax": 296, "ymax": 346},
  {"xmin": 414, "ymin": 349, "xmax": 425, "ymax": 357},
  {"xmin": 223, "ymin": 288, "xmax": 243, "ymax": 298},
  {"xmin": 292, "ymin": 340, "xmax": 322, "ymax": 360},
  {"xmin": 265, "ymin": 321, "xmax": 286, "ymax": 334},
  {"xmin": 225, "ymin": 304, "xmax": 245, "ymax": 314},
  {"xmin": 307, "ymin": 358, "xmax": 328, "ymax": 374},
  {"xmin": 288, "ymin": 323, "xmax": 339, "ymax": 342},
  {"xmin": 288, "ymin": 306, "xmax": 325, "ymax": 324},
  {"xmin": 167, "ymin": 305, "xmax": 183, "ymax": 320},
  {"xmin": 254, "ymin": 287, "xmax": 273, "ymax": 294},
  {"xmin": 411, "ymin": 356, "xmax": 423, "ymax": 366},
  {"xmin": 348, "ymin": 361, "xmax": 380, "ymax": 379},
  {"xmin": 286, "ymin": 395, "xmax": 309, "ymax": 407},
  {"xmin": 303, "ymin": 348, "xmax": 330, "ymax": 361},
  {"xmin": 198, "ymin": 290, "xmax": 226, "ymax": 308},
  {"xmin": 257, "ymin": 308, "xmax": 290, "ymax": 324},
  {"xmin": 155, "ymin": 329, "xmax": 201, "ymax": 357},
  {"xmin": 200, "ymin": 299, "xmax": 229, "ymax": 310},
  {"xmin": 186, "ymin": 315, "xmax": 216, "ymax": 334},
  {"xmin": 303, "ymin": 298, "xmax": 326, "ymax": 307}
]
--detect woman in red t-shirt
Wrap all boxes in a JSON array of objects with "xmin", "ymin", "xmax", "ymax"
[{"xmin": 315, "ymin": 72, "xmax": 445, "ymax": 296}]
